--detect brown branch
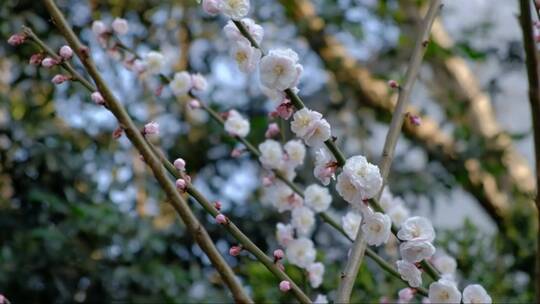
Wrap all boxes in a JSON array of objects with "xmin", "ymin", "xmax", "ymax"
[
  {"xmin": 39, "ymin": 1, "xmax": 252, "ymax": 302},
  {"xmin": 517, "ymin": 0, "xmax": 540, "ymax": 301}
]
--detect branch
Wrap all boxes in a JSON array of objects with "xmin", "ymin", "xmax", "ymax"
[
  {"xmin": 336, "ymin": 2, "xmax": 442, "ymax": 302},
  {"xmin": 517, "ymin": 0, "xmax": 540, "ymax": 301},
  {"xmin": 38, "ymin": 1, "xmax": 252, "ymax": 302}
]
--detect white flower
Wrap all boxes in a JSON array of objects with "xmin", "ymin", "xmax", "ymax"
[
  {"xmin": 284, "ymin": 140, "xmax": 306, "ymax": 168},
  {"xmin": 400, "ymin": 239, "xmax": 436, "ymax": 263},
  {"xmin": 224, "ymin": 109, "xmax": 250, "ymax": 137},
  {"xmin": 428, "ymin": 279, "xmax": 461, "ymax": 304},
  {"xmin": 396, "ymin": 260, "xmax": 422, "ymax": 288},
  {"xmin": 92, "ymin": 20, "xmax": 108, "ymax": 36},
  {"xmin": 397, "ymin": 216, "xmax": 435, "ymax": 242},
  {"xmin": 286, "ymin": 237, "xmax": 316, "ymax": 268},
  {"xmin": 314, "ymin": 294, "xmax": 328, "ymax": 304},
  {"xmin": 340, "ymin": 155, "xmax": 383, "ymax": 202},
  {"xmin": 191, "ymin": 73, "xmax": 208, "ymax": 91},
  {"xmin": 276, "ymin": 222, "xmax": 294, "ymax": 247},
  {"xmin": 230, "ymin": 39, "xmax": 261, "ymax": 73},
  {"xmin": 462, "ymin": 284, "xmax": 492, "ymax": 304},
  {"xmin": 169, "ymin": 71, "xmax": 192, "ymax": 96},
  {"xmin": 307, "ymin": 262, "xmax": 325, "ymax": 288},
  {"xmin": 143, "ymin": 51, "xmax": 165, "ymax": 75},
  {"xmin": 388, "ymin": 204, "xmax": 410, "ymax": 227},
  {"xmin": 304, "ymin": 184, "xmax": 332, "ymax": 213},
  {"xmin": 112, "ymin": 18, "xmax": 129, "ymax": 35},
  {"xmin": 433, "ymin": 255, "xmax": 457, "ymax": 275},
  {"xmin": 291, "ymin": 108, "xmax": 331, "ymax": 147},
  {"xmin": 260, "ymin": 48, "xmax": 302, "ymax": 90},
  {"xmin": 224, "ymin": 18, "xmax": 263, "ymax": 44},
  {"xmin": 399, "ymin": 288, "xmax": 415, "ymax": 304},
  {"xmin": 342, "ymin": 211, "xmax": 362, "ymax": 240},
  {"xmin": 270, "ymin": 183, "xmax": 302, "ymax": 212},
  {"xmin": 361, "ymin": 212, "xmax": 391, "ymax": 246},
  {"xmin": 220, "ymin": 0, "xmax": 250, "ymax": 20},
  {"xmin": 259, "ymin": 139, "xmax": 284, "ymax": 170},
  {"xmin": 313, "ymin": 148, "xmax": 336, "ymax": 186},
  {"xmin": 291, "ymin": 206, "xmax": 315, "ymax": 236}
]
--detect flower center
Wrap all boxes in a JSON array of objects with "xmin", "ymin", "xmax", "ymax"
[
  {"xmin": 273, "ymin": 64, "xmax": 285, "ymax": 76},
  {"xmin": 235, "ymin": 51, "xmax": 247, "ymax": 63}
]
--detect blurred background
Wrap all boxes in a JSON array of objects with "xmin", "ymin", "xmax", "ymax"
[{"xmin": 0, "ymin": 0, "xmax": 537, "ymax": 302}]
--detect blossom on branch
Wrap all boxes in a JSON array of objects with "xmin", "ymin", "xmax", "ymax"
[
  {"xmin": 224, "ymin": 109, "xmax": 250, "ymax": 137},
  {"xmin": 260, "ymin": 48, "xmax": 303, "ymax": 91}
]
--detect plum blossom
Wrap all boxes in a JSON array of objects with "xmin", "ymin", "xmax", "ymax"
[
  {"xmin": 276, "ymin": 222, "xmax": 294, "ymax": 247},
  {"xmin": 143, "ymin": 51, "xmax": 165, "ymax": 75},
  {"xmin": 173, "ymin": 158, "xmax": 186, "ymax": 171},
  {"xmin": 307, "ymin": 262, "xmax": 325, "ymax": 288},
  {"xmin": 313, "ymin": 148, "xmax": 336, "ymax": 185},
  {"xmin": 388, "ymin": 204, "xmax": 410, "ymax": 227},
  {"xmin": 400, "ymin": 239, "xmax": 436, "ymax": 263},
  {"xmin": 59, "ymin": 45, "xmax": 73, "ymax": 60},
  {"xmin": 91, "ymin": 91, "xmax": 105, "ymax": 105},
  {"xmin": 7, "ymin": 33, "xmax": 26, "ymax": 46},
  {"xmin": 259, "ymin": 139, "xmax": 284, "ymax": 170},
  {"xmin": 433, "ymin": 254, "xmax": 457, "ymax": 276},
  {"xmin": 273, "ymin": 249, "xmax": 284, "ymax": 260},
  {"xmin": 170, "ymin": 71, "xmax": 192, "ymax": 96},
  {"xmin": 428, "ymin": 279, "xmax": 461, "ymax": 304},
  {"xmin": 398, "ymin": 288, "xmax": 415, "ymax": 304},
  {"xmin": 230, "ymin": 40, "xmax": 261, "ymax": 73},
  {"xmin": 220, "ymin": 0, "xmax": 250, "ymax": 20},
  {"xmin": 191, "ymin": 73, "xmax": 208, "ymax": 91},
  {"xmin": 224, "ymin": 18, "xmax": 264, "ymax": 44},
  {"xmin": 291, "ymin": 206, "xmax": 315, "ymax": 236},
  {"xmin": 361, "ymin": 212, "xmax": 391, "ymax": 246},
  {"xmin": 304, "ymin": 184, "xmax": 332, "ymax": 213},
  {"xmin": 51, "ymin": 74, "xmax": 69, "ymax": 85},
  {"xmin": 462, "ymin": 284, "xmax": 492, "ymax": 304},
  {"xmin": 215, "ymin": 213, "xmax": 228, "ymax": 224},
  {"xmin": 290, "ymin": 108, "xmax": 331, "ymax": 147},
  {"xmin": 229, "ymin": 245, "xmax": 242, "ymax": 256},
  {"xmin": 265, "ymin": 123, "xmax": 280, "ymax": 138},
  {"xmin": 224, "ymin": 109, "xmax": 250, "ymax": 137},
  {"xmin": 336, "ymin": 155, "xmax": 382, "ymax": 203},
  {"xmin": 397, "ymin": 216, "xmax": 435, "ymax": 242},
  {"xmin": 202, "ymin": 0, "xmax": 221, "ymax": 15},
  {"xmin": 143, "ymin": 121, "xmax": 159, "ymax": 135},
  {"xmin": 342, "ymin": 211, "xmax": 362, "ymax": 241},
  {"xmin": 284, "ymin": 140, "xmax": 306, "ymax": 167},
  {"xmin": 41, "ymin": 57, "xmax": 58, "ymax": 68},
  {"xmin": 286, "ymin": 237, "xmax": 316, "ymax": 268},
  {"xmin": 396, "ymin": 260, "xmax": 422, "ymax": 288},
  {"xmin": 265, "ymin": 183, "xmax": 302, "ymax": 212},
  {"xmin": 92, "ymin": 20, "xmax": 108, "ymax": 36},
  {"xmin": 279, "ymin": 280, "xmax": 291, "ymax": 292},
  {"xmin": 260, "ymin": 48, "xmax": 303, "ymax": 90},
  {"xmin": 112, "ymin": 18, "xmax": 129, "ymax": 35}
]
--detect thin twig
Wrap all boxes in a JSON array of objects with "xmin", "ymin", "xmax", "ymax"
[
  {"xmin": 39, "ymin": 1, "xmax": 252, "ymax": 302},
  {"xmin": 517, "ymin": 0, "xmax": 540, "ymax": 301}
]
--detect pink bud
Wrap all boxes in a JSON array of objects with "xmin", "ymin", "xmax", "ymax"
[
  {"xmin": 0, "ymin": 294, "xmax": 6, "ymax": 304},
  {"xmin": 202, "ymin": 0, "xmax": 222, "ymax": 15},
  {"xmin": 51, "ymin": 74, "xmax": 69, "ymax": 84},
  {"xmin": 279, "ymin": 280, "xmax": 291, "ymax": 292},
  {"xmin": 214, "ymin": 201, "xmax": 222, "ymax": 211},
  {"xmin": 408, "ymin": 114, "xmax": 422, "ymax": 126},
  {"xmin": 275, "ymin": 100, "xmax": 293, "ymax": 120},
  {"xmin": 59, "ymin": 45, "xmax": 73, "ymax": 60},
  {"xmin": 175, "ymin": 178, "xmax": 187, "ymax": 191},
  {"xmin": 230, "ymin": 148, "xmax": 243, "ymax": 158},
  {"xmin": 112, "ymin": 126, "xmax": 124, "ymax": 139},
  {"xmin": 143, "ymin": 121, "xmax": 159, "ymax": 135},
  {"xmin": 92, "ymin": 20, "xmax": 108, "ymax": 36},
  {"xmin": 277, "ymin": 263, "xmax": 285, "ymax": 271},
  {"xmin": 91, "ymin": 91, "xmax": 105, "ymax": 105},
  {"xmin": 398, "ymin": 288, "xmax": 415, "ymax": 303},
  {"xmin": 262, "ymin": 176, "xmax": 274, "ymax": 187},
  {"xmin": 273, "ymin": 249, "xmax": 284, "ymax": 260},
  {"xmin": 41, "ymin": 57, "xmax": 59, "ymax": 68},
  {"xmin": 229, "ymin": 245, "xmax": 242, "ymax": 256},
  {"xmin": 265, "ymin": 122, "xmax": 280, "ymax": 138},
  {"xmin": 29, "ymin": 53, "xmax": 45, "ymax": 65},
  {"xmin": 174, "ymin": 158, "xmax": 186, "ymax": 171},
  {"xmin": 388, "ymin": 79, "xmax": 399, "ymax": 89},
  {"xmin": 7, "ymin": 33, "xmax": 26, "ymax": 46},
  {"xmin": 189, "ymin": 99, "xmax": 201, "ymax": 109},
  {"xmin": 215, "ymin": 213, "xmax": 228, "ymax": 224}
]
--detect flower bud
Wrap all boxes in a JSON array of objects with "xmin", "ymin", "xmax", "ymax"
[
  {"xmin": 408, "ymin": 114, "xmax": 422, "ymax": 126},
  {"xmin": 59, "ymin": 45, "xmax": 73, "ymax": 60},
  {"xmin": 202, "ymin": 0, "xmax": 221, "ymax": 15},
  {"xmin": 275, "ymin": 100, "xmax": 293, "ymax": 120},
  {"xmin": 112, "ymin": 17, "xmax": 129, "ymax": 35},
  {"xmin": 229, "ymin": 245, "xmax": 242, "ymax": 256},
  {"xmin": 230, "ymin": 148, "xmax": 243, "ymax": 158},
  {"xmin": 51, "ymin": 74, "xmax": 69, "ymax": 84},
  {"xmin": 174, "ymin": 158, "xmax": 186, "ymax": 171},
  {"xmin": 29, "ymin": 53, "xmax": 45, "ymax": 65},
  {"xmin": 41, "ymin": 57, "xmax": 59, "ymax": 68},
  {"xmin": 189, "ymin": 99, "xmax": 201, "ymax": 109},
  {"xmin": 143, "ymin": 121, "xmax": 159, "ymax": 135},
  {"xmin": 279, "ymin": 280, "xmax": 291, "ymax": 292},
  {"xmin": 214, "ymin": 201, "xmax": 222, "ymax": 211},
  {"xmin": 7, "ymin": 33, "xmax": 26, "ymax": 46},
  {"xmin": 273, "ymin": 249, "xmax": 284, "ymax": 260},
  {"xmin": 92, "ymin": 20, "xmax": 108, "ymax": 36},
  {"xmin": 215, "ymin": 213, "xmax": 228, "ymax": 224},
  {"xmin": 175, "ymin": 178, "xmax": 187, "ymax": 192},
  {"xmin": 191, "ymin": 73, "xmax": 208, "ymax": 91},
  {"xmin": 388, "ymin": 79, "xmax": 399, "ymax": 89},
  {"xmin": 91, "ymin": 91, "xmax": 105, "ymax": 105},
  {"xmin": 265, "ymin": 122, "xmax": 280, "ymax": 138}
]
